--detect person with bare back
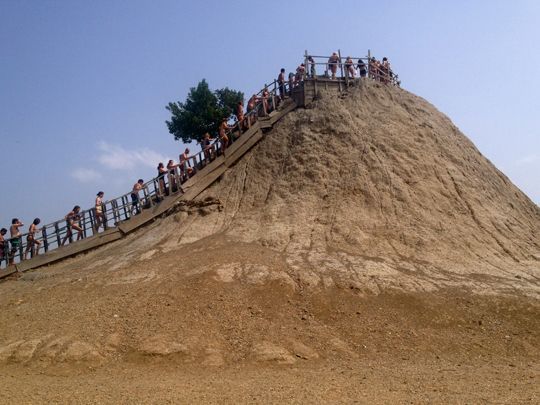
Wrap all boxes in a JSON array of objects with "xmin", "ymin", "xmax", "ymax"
[
  {"xmin": 236, "ymin": 101, "xmax": 245, "ymax": 132},
  {"xmin": 131, "ymin": 180, "xmax": 144, "ymax": 215},
  {"xmin": 219, "ymin": 117, "xmax": 230, "ymax": 151},
  {"xmin": 179, "ymin": 148, "xmax": 194, "ymax": 180},
  {"xmin": 345, "ymin": 56, "xmax": 355, "ymax": 79},
  {"xmin": 328, "ymin": 52, "xmax": 340, "ymax": 79},
  {"xmin": 24, "ymin": 218, "xmax": 41, "ymax": 259},
  {"xmin": 62, "ymin": 206, "xmax": 83, "ymax": 245},
  {"xmin": 9, "ymin": 218, "xmax": 24, "ymax": 264},
  {"xmin": 0, "ymin": 228, "xmax": 8, "ymax": 265}
]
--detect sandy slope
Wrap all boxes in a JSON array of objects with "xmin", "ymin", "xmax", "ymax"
[{"xmin": 0, "ymin": 81, "xmax": 538, "ymax": 403}]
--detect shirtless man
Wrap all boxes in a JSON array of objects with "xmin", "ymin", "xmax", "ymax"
[
  {"xmin": 94, "ymin": 191, "xmax": 105, "ymax": 233},
  {"xmin": 9, "ymin": 218, "xmax": 24, "ymax": 264},
  {"xmin": 131, "ymin": 179, "xmax": 144, "ymax": 215},
  {"xmin": 23, "ymin": 218, "xmax": 41, "ymax": 259},
  {"xmin": 328, "ymin": 52, "xmax": 340, "ymax": 79},
  {"xmin": 0, "ymin": 228, "xmax": 7, "ymax": 265},
  {"xmin": 219, "ymin": 118, "xmax": 230, "ymax": 151},
  {"xmin": 179, "ymin": 148, "xmax": 194, "ymax": 179},
  {"xmin": 61, "ymin": 205, "xmax": 83, "ymax": 245}
]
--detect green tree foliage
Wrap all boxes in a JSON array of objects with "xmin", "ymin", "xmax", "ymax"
[{"xmin": 166, "ymin": 80, "xmax": 244, "ymax": 143}]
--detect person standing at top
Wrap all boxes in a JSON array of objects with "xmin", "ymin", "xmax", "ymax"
[
  {"xmin": 328, "ymin": 52, "xmax": 340, "ymax": 79},
  {"xmin": 277, "ymin": 68, "xmax": 286, "ymax": 101},
  {"xmin": 131, "ymin": 179, "xmax": 144, "ymax": 215},
  {"xmin": 344, "ymin": 56, "xmax": 355, "ymax": 79},
  {"xmin": 94, "ymin": 191, "xmax": 105, "ymax": 233},
  {"xmin": 0, "ymin": 228, "xmax": 8, "ymax": 265},
  {"xmin": 61, "ymin": 205, "xmax": 83, "ymax": 245},
  {"xmin": 308, "ymin": 56, "xmax": 316, "ymax": 78},
  {"xmin": 9, "ymin": 218, "xmax": 24, "ymax": 264},
  {"xmin": 24, "ymin": 218, "xmax": 41, "ymax": 260},
  {"xmin": 357, "ymin": 58, "xmax": 367, "ymax": 78},
  {"xmin": 381, "ymin": 57, "xmax": 391, "ymax": 84}
]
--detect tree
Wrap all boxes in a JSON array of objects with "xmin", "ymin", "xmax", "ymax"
[{"xmin": 166, "ymin": 79, "xmax": 244, "ymax": 144}]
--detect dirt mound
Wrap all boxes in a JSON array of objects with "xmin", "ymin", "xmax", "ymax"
[{"xmin": 1, "ymin": 81, "xmax": 539, "ymax": 402}]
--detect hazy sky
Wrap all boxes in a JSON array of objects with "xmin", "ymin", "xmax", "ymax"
[{"xmin": 1, "ymin": 0, "xmax": 539, "ymax": 228}]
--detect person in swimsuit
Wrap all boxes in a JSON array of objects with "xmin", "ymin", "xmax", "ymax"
[
  {"xmin": 328, "ymin": 52, "xmax": 340, "ymax": 79},
  {"xmin": 236, "ymin": 101, "xmax": 245, "ymax": 132},
  {"xmin": 157, "ymin": 163, "xmax": 169, "ymax": 197},
  {"xmin": 0, "ymin": 228, "xmax": 7, "ymax": 265},
  {"xmin": 381, "ymin": 57, "xmax": 391, "ymax": 84},
  {"xmin": 345, "ymin": 56, "xmax": 355, "ymax": 79},
  {"xmin": 94, "ymin": 191, "xmax": 105, "ymax": 233},
  {"xmin": 246, "ymin": 94, "xmax": 257, "ymax": 125},
  {"xmin": 295, "ymin": 63, "xmax": 305, "ymax": 84},
  {"xmin": 24, "ymin": 218, "xmax": 41, "ymax": 260},
  {"xmin": 9, "ymin": 218, "xmax": 24, "ymax": 264},
  {"xmin": 179, "ymin": 148, "xmax": 194, "ymax": 180},
  {"xmin": 357, "ymin": 59, "xmax": 367, "ymax": 78},
  {"xmin": 62, "ymin": 205, "xmax": 83, "ymax": 245},
  {"xmin": 218, "ymin": 118, "xmax": 230, "ymax": 151},
  {"xmin": 131, "ymin": 180, "xmax": 144, "ymax": 215},
  {"xmin": 167, "ymin": 160, "xmax": 180, "ymax": 192}
]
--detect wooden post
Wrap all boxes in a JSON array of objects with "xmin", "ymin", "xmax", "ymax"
[
  {"xmin": 88, "ymin": 209, "xmax": 95, "ymax": 235},
  {"xmin": 367, "ymin": 49, "xmax": 371, "ymax": 79},
  {"xmin": 304, "ymin": 50, "xmax": 309, "ymax": 80},
  {"xmin": 102, "ymin": 203, "xmax": 108, "ymax": 230},
  {"xmin": 81, "ymin": 211, "xmax": 88, "ymax": 238},
  {"xmin": 111, "ymin": 200, "xmax": 120, "ymax": 224},
  {"xmin": 54, "ymin": 222, "xmax": 61, "ymax": 247},
  {"xmin": 42, "ymin": 227, "xmax": 49, "ymax": 252},
  {"xmin": 143, "ymin": 186, "xmax": 152, "ymax": 207},
  {"xmin": 121, "ymin": 196, "xmax": 130, "ymax": 220},
  {"xmin": 337, "ymin": 49, "xmax": 344, "ymax": 93}
]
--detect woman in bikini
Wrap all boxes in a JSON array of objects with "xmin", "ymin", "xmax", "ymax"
[
  {"xmin": 218, "ymin": 118, "xmax": 230, "ymax": 152},
  {"xmin": 24, "ymin": 218, "xmax": 41, "ymax": 260},
  {"xmin": 179, "ymin": 148, "xmax": 194, "ymax": 181},
  {"xmin": 94, "ymin": 191, "xmax": 105, "ymax": 233}
]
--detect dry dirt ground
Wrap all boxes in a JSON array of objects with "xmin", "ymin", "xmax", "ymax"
[{"xmin": 1, "ymin": 82, "xmax": 539, "ymax": 403}]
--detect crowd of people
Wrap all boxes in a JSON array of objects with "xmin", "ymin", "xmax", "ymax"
[{"xmin": 1, "ymin": 51, "xmax": 397, "ymax": 268}]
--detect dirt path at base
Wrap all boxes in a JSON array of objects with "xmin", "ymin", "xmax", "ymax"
[{"xmin": 2, "ymin": 358, "xmax": 538, "ymax": 404}]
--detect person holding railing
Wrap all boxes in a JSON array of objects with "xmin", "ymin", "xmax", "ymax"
[
  {"xmin": 295, "ymin": 63, "xmax": 306, "ymax": 83},
  {"xmin": 167, "ymin": 160, "xmax": 181, "ymax": 192},
  {"xmin": 259, "ymin": 87, "xmax": 270, "ymax": 115},
  {"xmin": 201, "ymin": 133, "xmax": 214, "ymax": 163},
  {"xmin": 218, "ymin": 118, "xmax": 230, "ymax": 151},
  {"xmin": 24, "ymin": 218, "xmax": 42, "ymax": 260},
  {"xmin": 179, "ymin": 148, "xmax": 194, "ymax": 181},
  {"xmin": 9, "ymin": 218, "xmax": 24, "ymax": 264},
  {"xmin": 156, "ymin": 163, "xmax": 169, "ymax": 197},
  {"xmin": 0, "ymin": 228, "xmax": 8, "ymax": 266},
  {"xmin": 380, "ymin": 57, "xmax": 390, "ymax": 84},
  {"xmin": 328, "ymin": 52, "xmax": 340, "ymax": 79},
  {"xmin": 344, "ymin": 56, "xmax": 355, "ymax": 80},
  {"xmin": 131, "ymin": 180, "xmax": 144, "ymax": 215},
  {"xmin": 61, "ymin": 205, "xmax": 83, "ymax": 245},
  {"xmin": 93, "ymin": 191, "xmax": 105, "ymax": 233},
  {"xmin": 278, "ymin": 68, "xmax": 286, "ymax": 101},
  {"xmin": 236, "ymin": 101, "xmax": 245, "ymax": 132}
]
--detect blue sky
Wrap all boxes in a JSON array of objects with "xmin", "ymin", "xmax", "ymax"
[{"xmin": 1, "ymin": 0, "xmax": 539, "ymax": 228}]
